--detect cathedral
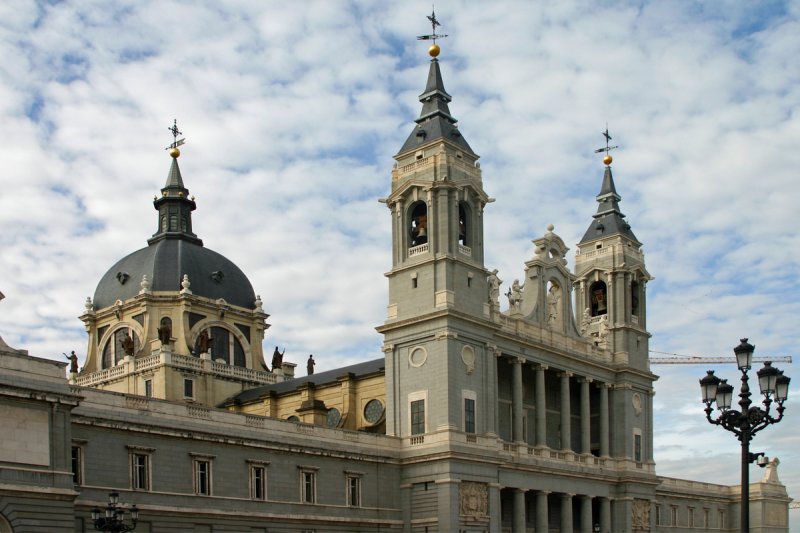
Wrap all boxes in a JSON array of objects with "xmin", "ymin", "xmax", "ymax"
[{"xmin": 0, "ymin": 37, "xmax": 790, "ymax": 533}]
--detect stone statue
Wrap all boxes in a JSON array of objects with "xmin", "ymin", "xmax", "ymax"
[
  {"xmin": 63, "ymin": 351, "xmax": 79, "ymax": 374},
  {"xmin": 547, "ymin": 283, "xmax": 560, "ymax": 324},
  {"xmin": 506, "ymin": 279, "xmax": 523, "ymax": 310},
  {"xmin": 120, "ymin": 332, "xmax": 135, "ymax": 356},
  {"xmin": 580, "ymin": 307, "xmax": 591, "ymax": 335},
  {"xmin": 307, "ymin": 354, "xmax": 315, "ymax": 376},
  {"xmin": 197, "ymin": 329, "xmax": 212, "ymax": 354},
  {"xmin": 598, "ymin": 314, "xmax": 610, "ymax": 348},
  {"xmin": 271, "ymin": 346, "xmax": 285, "ymax": 372},
  {"xmin": 158, "ymin": 321, "xmax": 171, "ymax": 346},
  {"xmin": 487, "ymin": 269, "xmax": 501, "ymax": 308}
]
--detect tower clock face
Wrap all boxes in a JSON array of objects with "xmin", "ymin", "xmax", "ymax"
[{"xmin": 364, "ymin": 399, "xmax": 385, "ymax": 424}]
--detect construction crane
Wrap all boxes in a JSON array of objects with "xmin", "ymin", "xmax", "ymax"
[{"xmin": 650, "ymin": 350, "xmax": 792, "ymax": 365}]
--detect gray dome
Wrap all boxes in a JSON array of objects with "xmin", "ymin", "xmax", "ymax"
[{"xmin": 93, "ymin": 238, "xmax": 256, "ymax": 310}]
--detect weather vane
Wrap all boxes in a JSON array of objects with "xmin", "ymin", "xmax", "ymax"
[
  {"xmin": 594, "ymin": 125, "xmax": 618, "ymax": 165},
  {"xmin": 166, "ymin": 119, "xmax": 186, "ymax": 151},
  {"xmin": 417, "ymin": 6, "xmax": 448, "ymax": 54}
]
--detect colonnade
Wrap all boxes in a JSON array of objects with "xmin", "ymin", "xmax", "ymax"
[
  {"xmin": 507, "ymin": 356, "xmax": 611, "ymax": 455},
  {"xmin": 506, "ymin": 489, "xmax": 612, "ymax": 533}
]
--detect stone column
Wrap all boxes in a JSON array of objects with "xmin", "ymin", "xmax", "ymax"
[
  {"xmin": 580, "ymin": 378, "xmax": 592, "ymax": 454},
  {"xmin": 400, "ymin": 483, "xmax": 412, "ymax": 533},
  {"xmin": 486, "ymin": 345, "xmax": 500, "ymax": 438},
  {"xmin": 535, "ymin": 365, "xmax": 547, "ymax": 447},
  {"xmin": 560, "ymin": 493, "xmax": 573, "ymax": 533},
  {"xmin": 489, "ymin": 483, "xmax": 502, "ymax": 533},
  {"xmin": 599, "ymin": 383, "xmax": 610, "ymax": 457},
  {"xmin": 560, "ymin": 372, "xmax": 572, "ymax": 451},
  {"xmin": 513, "ymin": 488, "xmax": 526, "ymax": 533},
  {"xmin": 512, "ymin": 357, "xmax": 524, "ymax": 443},
  {"xmin": 600, "ymin": 497, "xmax": 612, "ymax": 533},
  {"xmin": 436, "ymin": 479, "xmax": 460, "ymax": 532},
  {"xmin": 535, "ymin": 491, "xmax": 549, "ymax": 533},
  {"xmin": 580, "ymin": 495, "xmax": 593, "ymax": 533}
]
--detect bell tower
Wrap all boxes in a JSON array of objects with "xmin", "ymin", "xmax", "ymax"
[
  {"xmin": 574, "ymin": 145, "xmax": 653, "ymax": 371},
  {"xmin": 378, "ymin": 36, "xmax": 496, "ymax": 444},
  {"xmin": 381, "ymin": 48, "xmax": 491, "ymax": 324}
]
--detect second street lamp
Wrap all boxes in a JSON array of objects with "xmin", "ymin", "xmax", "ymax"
[{"xmin": 699, "ymin": 338, "xmax": 790, "ymax": 533}]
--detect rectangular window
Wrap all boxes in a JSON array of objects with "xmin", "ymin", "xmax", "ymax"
[
  {"xmin": 71, "ymin": 446, "xmax": 83, "ymax": 485},
  {"xmin": 688, "ymin": 507, "xmax": 695, "ymax": 527},
  {"xmin": 301, "ymin": 471, "xmax": 316, "ymax": 504},
  {"xmin": 131, "ymin": 453, "xmax": 150, "ymax": 490},
  {"xmin": 411, "ymin": 399, "xmax": 425, "ymax": 435},
  {"xmin": 634, "ymin": 431, "xmax": 642, "ymax": 463},
  {"xmin": 251, "ymin": 466, "xmax": 266, "ymax": 500},
  {"xmin": 184, "ymin": 378, "xmax": 194, "ymax": 399},
  {"xmin": 704, "ymin": 508, "xmax": 710, "ymax": 528},
  {"xmin": 718, "ymin": 510, "xmax": 725, "ymax": 529},
  {"xmin": 194, "ymin": 459, "xmax": 211, "ymax": 495},
  {"xmin": 144, "ymin": 379, "xmax": 153, "ymax": 398},
  {"xmin": 464, "ymin": 397, "xmax": 476, "ymax": 434},
  {"xmin": 655, "ymin": 505, "xmax": 661, "ymax": 526},
  {"xmin": 670, "ymin": 506, "xmax": 678, "ymax": 526},
  {"xmin": 347, "ymin": 475, "xmax": 361, "ymax": 507}
]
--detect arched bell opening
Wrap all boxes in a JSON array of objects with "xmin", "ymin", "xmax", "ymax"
[
  {"xmin": 409, "ymin": 201, "xmax": 428, "ymax": 247},
  {"xmin": 631, "ymin": 280, "xmax": 640, "ymax": 318},
  {"xmin": 458, "ymin": 202, "xmax": 470, "ymax": 247},
  {"xmin": 590, "ymin": 281, "xmax": 607, "ymax": 317}
]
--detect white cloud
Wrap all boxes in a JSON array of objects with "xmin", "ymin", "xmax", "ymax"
[{"xmin": 1, "ymin": 1, "xmax": 798, "ymax": 526}]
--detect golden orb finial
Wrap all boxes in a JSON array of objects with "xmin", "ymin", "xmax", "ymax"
[
  {"xmin": 169, "ymin": 147, "xmax": 180, "ymax": 158},
  {"xmin": 429, "ymin": 43, "xmax": 441, "ymax": 57},
  {"xmin": 603, "ymin": 154, "xmax": 613, "ymax": 166}
]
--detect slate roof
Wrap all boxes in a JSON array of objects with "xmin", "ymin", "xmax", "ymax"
[
  {"xmin": 220, "ymin": 357, "xmax": 385, "ymax": 407},
  {"xmin": 579, "ymin": 165, "xmax": 640, "ymax": 245},
  {"xmin": 397, "ymin": 58, "xmax": 475, "ymax": 157},
  {"xmin": 93, "ymin": 156, "xmax": 256, "ymax": 310}
]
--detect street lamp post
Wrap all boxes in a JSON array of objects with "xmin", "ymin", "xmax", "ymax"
[
  {"xmin": 699, "ymin": 338, "xmax": 791, "ymax": 533},
  {"xmin": 91, "ymin": 492, "xmax": 139, "ymax": 532}
]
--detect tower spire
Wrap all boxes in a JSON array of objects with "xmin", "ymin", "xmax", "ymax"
[
  {"xmin": 579, "ymin": 128, "xmax": 638, "ymax": 244},
  {"xmin": 397, "ymin": 11, "xmax": 474, "ymax": 157},
  {"xmin": 149, "ymin": 120, "xmax": 201, "ymax": 245}
]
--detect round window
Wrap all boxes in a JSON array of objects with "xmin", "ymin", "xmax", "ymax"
[
  {"xmin": 287, "ymin": 415, "xmax": 299, "ymax": 422},
  {"xmin": 326, "ymin": 408, "xmax": 342, "ymax": 427},
  {"xmin": 363, "ymin": 399, "xmax": 385, "ymax": 425}
]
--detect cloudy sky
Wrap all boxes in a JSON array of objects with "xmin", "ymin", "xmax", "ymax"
[{"xmin": 1, "ymin": 0, "xmax": 798, "ymax": 526}]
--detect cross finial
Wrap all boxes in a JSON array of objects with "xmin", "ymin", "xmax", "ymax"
[
  {"xmin": 166, "ymin": 119, "xmax": 186, "ymax": 151},
  {"xmin": 594, "ymin": 125, "xmax": 618, "ymax": 165},
  {"xmin": 417, "ymin": 6, "xmax": 448, "ymax": 52}
]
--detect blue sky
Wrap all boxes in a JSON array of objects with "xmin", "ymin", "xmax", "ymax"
[{"xmin": 1, "ymin": 0, "xmax": 799, "ymax": 527}]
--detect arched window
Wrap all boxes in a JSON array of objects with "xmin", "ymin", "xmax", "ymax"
[
  {"xmin": 590, "ymin": 281, "xmax": 607, "ymax": 317},
  {"xmin": 458, "ymin": 202, "xmax": 469, "ymax": 246},
  {"xmin": 409, "ymin": 202, "xmax": 428, "ymax": 247},
  {"xmin": 102, "ymin": 327, "xmax": 140, "ymax": 368},
  {"xmin": 208, "ymin": 326, "xmax": 247, "ymax": 367}
]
